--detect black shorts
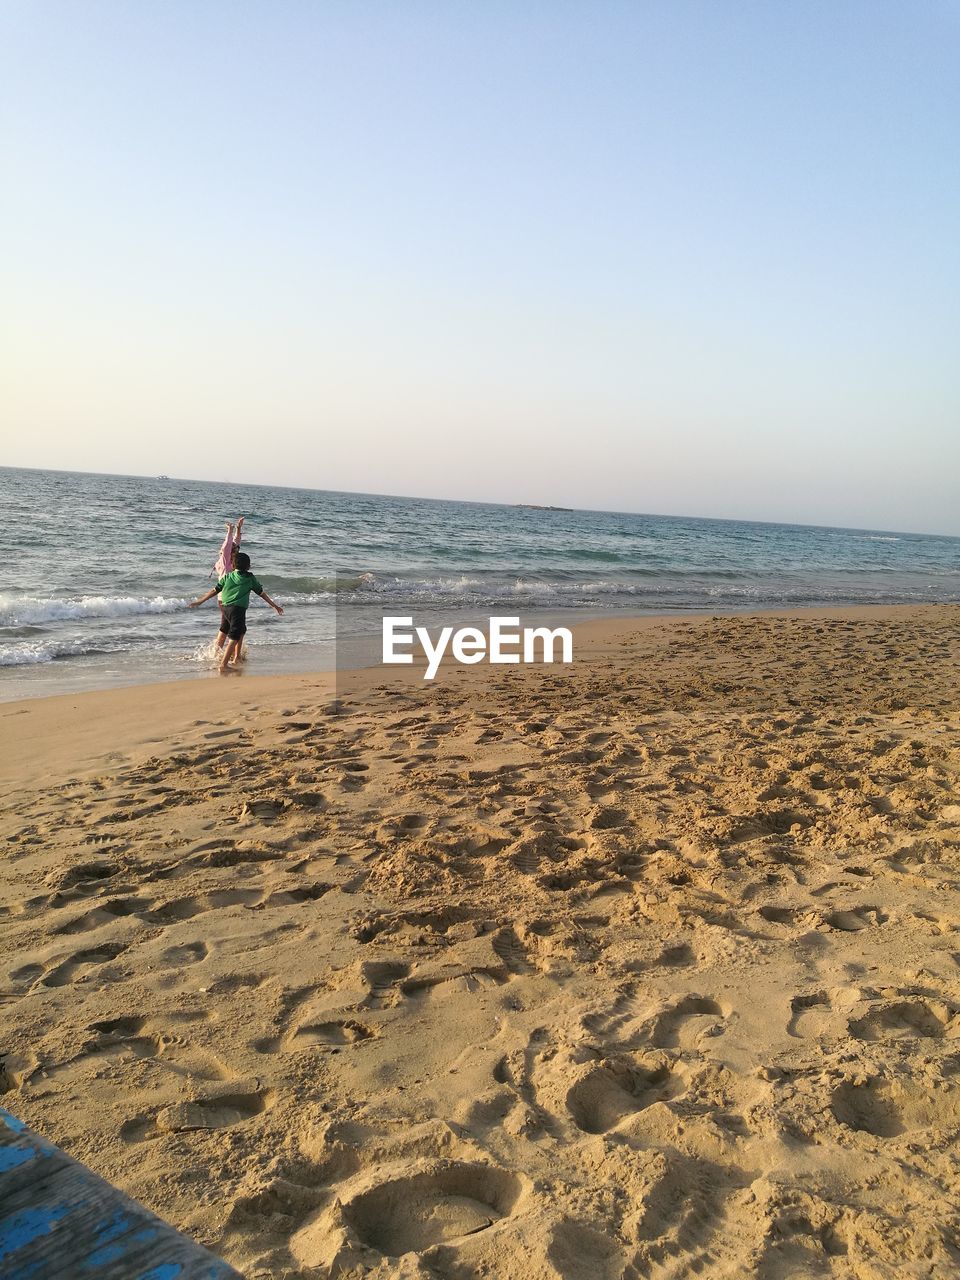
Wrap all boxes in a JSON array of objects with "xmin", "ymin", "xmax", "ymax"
[{"xmin": 219, "ymin": 604, "xmax": 248, "ymax": 640}]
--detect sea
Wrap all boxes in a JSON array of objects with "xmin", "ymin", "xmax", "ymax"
[{"xmin": 2, "ymin": 466, "xmax": 958, "ymax": 700}]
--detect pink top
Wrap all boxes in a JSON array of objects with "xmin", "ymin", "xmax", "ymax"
[{"xmin": 214, "ymin": 529, "xmax": 240, "ymax": 583}]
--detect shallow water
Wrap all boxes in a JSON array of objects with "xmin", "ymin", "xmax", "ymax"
[{"xmin": 2, "ymin": 466, "xmax": 958, "ymax": 699}]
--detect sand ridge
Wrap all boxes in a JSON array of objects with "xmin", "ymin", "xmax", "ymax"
[{"xmin": 2, "ymin": 606, "xmax": 960, "ymax": 1278}]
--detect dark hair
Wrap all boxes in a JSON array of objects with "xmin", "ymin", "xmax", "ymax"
[{"xmin": 235, "ymin": 551, "xmax": 251, "ymax": 572}]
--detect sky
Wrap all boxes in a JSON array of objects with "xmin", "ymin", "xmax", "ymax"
[{"xmin": 2, "ymin": 1, "xmax": 959, "ymax": 534}]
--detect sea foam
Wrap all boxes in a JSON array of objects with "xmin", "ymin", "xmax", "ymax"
[{"xmin": 0, "ymin": 594, "xmax": 186, "ymax": 627}]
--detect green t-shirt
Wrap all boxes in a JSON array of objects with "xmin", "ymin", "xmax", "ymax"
[{"xmin": 216, "ymin": 569, "xmax": 264, "ymax": 609}]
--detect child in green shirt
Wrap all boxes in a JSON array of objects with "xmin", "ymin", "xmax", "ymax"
[{"xmin": 189, "ymin": 552, "xmax": 283, "ymax": 672}]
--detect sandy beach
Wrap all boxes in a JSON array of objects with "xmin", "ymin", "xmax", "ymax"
[{"xmin": 3, "ymin": 604, "xmax": 960, "ymax": 1279}]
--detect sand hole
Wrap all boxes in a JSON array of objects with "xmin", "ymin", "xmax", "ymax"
[
  {"xmin": 11, "ymin": 963, "xmax": 44, "ymax": 984},
  {"xmin": 654, "ymin": 995, "xmax": 725, "ymax": 1048},
  {"xmin": 159, "ymin": 940, "xmax": 209, "ymax": 966},
  {"xmin": 88, "ymin": 1015, "xmax": 146, "ymax": 1037},
  {"xmin": 264, "ymin": 883, "xmax": 332, "ymax": 907},
  {"xmin": 831, "ymin": 1077, "xmax": 960, "ymax": 1138},
  {"xmin": 567, "ymin": 1059, "xmax": 675, "ymax": 1134},
  {"xmin": 760, "ymin": 906, "xmax": 797, "ymax": 925},
  {"xmin": 343, "ymin": 1163, "xmax": 522, "ymax": 1256},
  {"xmin": 547, "ymin": 1220, "xmax": 623, "ymax": 1279},
  {"xmin": 830, "ymin": 1079, "xmax": 905, "ymax": 1137},
  {"xmin": 824, "ymin": 906, "xmax": 887, "ymax": 932},
  {"xmin": 591, "ymin": 807, "xmax": 629, "ymax": 831},
  {"xmin": 54, "ymin": 861, "xmax": 118, "ymax": 889},
  {"xmin": 849, "ymin": 1000, "xmax": 954, "ymax": 1041}
]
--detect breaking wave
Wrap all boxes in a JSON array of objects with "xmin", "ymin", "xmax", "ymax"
[{"xmin": 0, "ymin": 594, "xmax": 186, "ymax": 627}]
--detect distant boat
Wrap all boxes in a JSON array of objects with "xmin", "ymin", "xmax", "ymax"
[{"xmin": 158, "ymin": 474, "xmax": 171, "ymax": 480}]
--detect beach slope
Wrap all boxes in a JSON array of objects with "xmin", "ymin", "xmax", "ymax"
[{"xmin": 2, "ymin": 606, "xmax": 960, "ymax": 1278}]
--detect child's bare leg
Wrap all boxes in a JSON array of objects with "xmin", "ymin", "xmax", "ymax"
[
  {"xmin": 219, "ymin": 638, "xmax": 239, "ymax": 671},
  {"xmin": 233, "ymin": 635, "xmax": 244, "ymax": 663},
  {"xmin": 215, "ymin": 604, "xmax": 227, "ymax": 650}
]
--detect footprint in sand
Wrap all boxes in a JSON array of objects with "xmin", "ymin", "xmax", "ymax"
[
  {"xmin": 46, "ymin": 860, "xmax": 120, "ymax": 890},
  {"xmin": 179, "ymin": 841, "xmax": 287, "ymax": 872},
  {"xmin": 510, "ymin": 841, "xmax": 542, "ymax": 875},
  {"xmin": 288, "ymin": 1020, "xmax": 375, "ymax": 1049},
  {"xmin": 54, "ymin": 897, "xmax": 152, "ymax": 935},
  {"xmin": 239, "ymin": 797, "xmax": 286, "ymax": 820},
  {"xmin": 823, "ymin": 906, "xmax": 888, "ymax": 932},
  {"xmin": 546, "ymin": 1220, "xmax": 624, "ymax": 1280},
  {"xmin": 123, "ymin": 1089, "xmax": 273, "ymax": 1141},
  {"xmin": 759, "ymin": 905, "xmax": 806, "ymax": 927},
  {"xmin": 10, "ymin": 962, "xmax": 44, "ymax": 986},
  {"xmin": 491, "ymin": 927, "xmax": 533, "ymax": 975},
  {"xmin": 285, "ymin": 790, "xmax": 329, "ymax": 811},
  {"xmin": 143, "ymin": 888, "xmax": 263, "ymax": 924},
  {"xmin": 255, "ymin": 1018, "xmax": 376, "ymax": 1054},
  {"xmin": 29, "ymin": 1017, "xmax": 155, "ymax": 1084},
  {"xmin": 157, "ymin": 940, "xmax": 209, "ymax": 966},
  {"xmin": 566, "ymin": 1057, "xmax": 681, "ymax": 1134},
  {"xmin": 787, "ymin": 991, "xmax": 832, "ymax": 1039},
  {"xmin": 362, "ymin": 961, "xmax": 412, "ymax": 1009},
  {"xmin": 352, "ymin": 906, "xmax": 470, "ymax": 944},
  {"xmin": 157, "ymin": 1090, "xmax": 272, "ymax": 1133},
  {"xmin": 581, "ymin": 990, "xmax": 651, "ymax": 1047},
  {"xmin": 294, "ymin": 1163, "xmax": 523, "ymax": 1265},
  {"xmin": 261, "ymin": 882, "xmax": 333, "ymax": 908},
  {"xmin": 32, "ymin": 1015, "xmax": 235, "ymax": 1085},
  {"xmin": 652, "ymin": 995, "xmax": 728, "ymax": 1050},
  {"xmin": 40, "ymin": 941, "xmax": 130, "ymax": 988},
  {"xmin": 849, "ymin": 998, "xmax": 960, "ymax": 1042},
  {"xmin": 831, "ymin": 1076, "xmax": 960, "ymax": 1138},
  {"xmin": 398, "ymin": 962, "xmax": 506, "ymax": 1002},
  {"xmin": 277, "ymin": 720, "xmax": 313, "ymax": 733},
  {"xmin": 588, "ymin": 879, "xmax": 634, "ymax": 903}
]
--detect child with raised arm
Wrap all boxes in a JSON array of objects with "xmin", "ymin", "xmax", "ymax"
[
  {"xmin": 190, "ymin": 551, "xmax": 283, "ymax": 672},
  {"xmin": 213, "ymin": 516, "xmax": 243, "ymax": 658}
]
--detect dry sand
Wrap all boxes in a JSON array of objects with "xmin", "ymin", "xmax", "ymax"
[{"xmin": 2, "ymin": 605, "xmax": 960, "ymax": 1279}]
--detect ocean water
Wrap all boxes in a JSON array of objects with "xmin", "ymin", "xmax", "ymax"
[{"xmin": 2, "ymin": 466, "xmax": 958, "ymax": 699}]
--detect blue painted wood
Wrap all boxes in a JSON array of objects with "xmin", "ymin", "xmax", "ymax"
[{"xmin": 0, "ymin": 1108, "xmax": 243, "ymax": 1279}]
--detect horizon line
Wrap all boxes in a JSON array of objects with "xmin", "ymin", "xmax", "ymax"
[{"xmin": 2, "ymin": 462, "xmax": 958, "ymax": 544}]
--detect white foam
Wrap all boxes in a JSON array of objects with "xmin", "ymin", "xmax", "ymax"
[
  {"xmin": 0, "ymin": 637, "xmax": 93, "ymax": 667},
  {"xmin": 180, "ymin": 639, "xmax": 224, "ymax": 664},
  {"xmin": 0, "ymin": 593, "xmax": 186, "ymax": 627}
]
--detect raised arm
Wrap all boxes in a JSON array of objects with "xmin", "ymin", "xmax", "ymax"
[{"xmin": 189, "ymin": 587, "xmax": 220, "ymax": 608}]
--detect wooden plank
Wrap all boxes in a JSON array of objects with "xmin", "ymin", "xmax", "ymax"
[{"xmin": 0, "ymin": 1107, "xmax": 243, "ymax": 1279}]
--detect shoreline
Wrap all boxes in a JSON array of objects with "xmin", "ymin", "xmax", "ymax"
[
  {"xmin": 3, "ymin": 599, "xmax": 957, "ymax": 707},
  {"xmin": 2, "ymin": 603, "xmax": 954, "ymax": 797}
]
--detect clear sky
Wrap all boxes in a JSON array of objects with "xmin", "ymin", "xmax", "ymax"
[{"xmin": 2, "ymin": 2, "xmax": 958, "ymax": 533}]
